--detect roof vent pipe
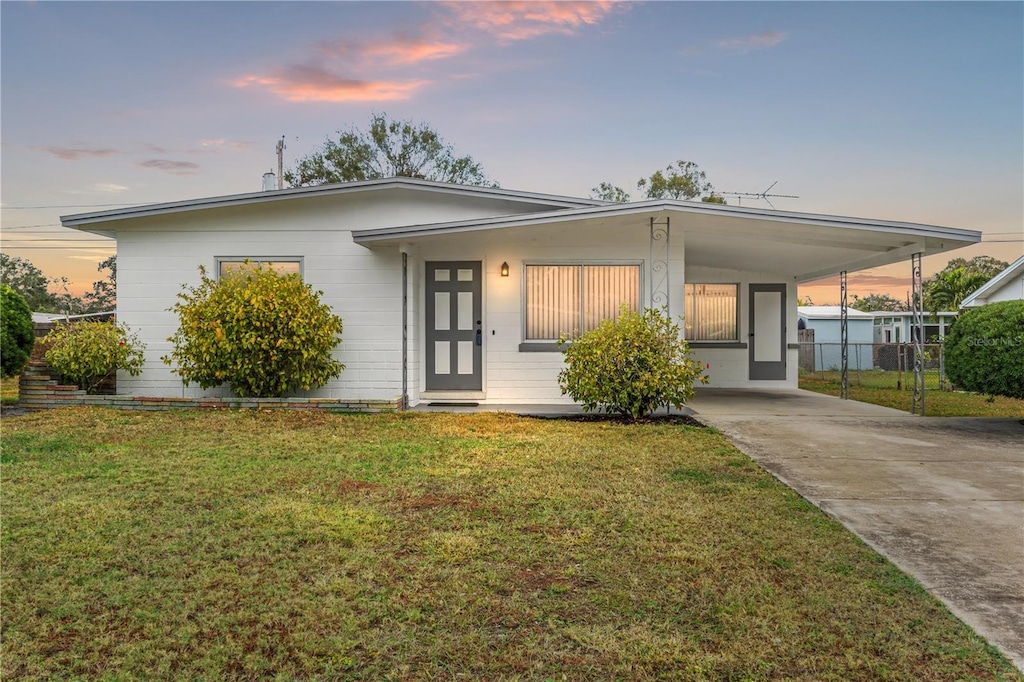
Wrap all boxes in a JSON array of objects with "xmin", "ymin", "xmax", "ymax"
[{"xmin": 262, "ymin": 171, "xmax": 276, "ymax": 192}]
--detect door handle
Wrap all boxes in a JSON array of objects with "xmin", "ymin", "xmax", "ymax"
[{"xmin": 476, "ymin": 329, "xmax": 482, "ymax": 346}]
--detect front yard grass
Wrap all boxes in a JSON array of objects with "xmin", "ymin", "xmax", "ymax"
[
  {"xmin": 1, "ymin": 374, "xmax": 19, "ymax": 405},
  {"xmin": 2, "ymin": 408, "xmax": 1019, "ymax": 680},
  {"xmin": 800, "ymin": 370, "xmax": 1024, "ymax": 418}
]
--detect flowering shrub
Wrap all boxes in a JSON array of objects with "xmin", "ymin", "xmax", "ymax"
[
  {"xmin": 163, "ymin": 264, "xmax": 344, "ymax": 398},
  {"xmin": 43, "ymin": 321, "xmax": 145, "ymax": 394},
  {"xmin": 558, "ymin": 307, "xmax": 707, "ymax": 420}
]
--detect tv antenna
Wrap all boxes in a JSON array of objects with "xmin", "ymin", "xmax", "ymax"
[
  {"xmin": 275, "ymin": 136, "xmax": 286, "ymax": 190},
  {"xmin": 722, "ymin": 181, "xmax": 798, "ymax": 209}
]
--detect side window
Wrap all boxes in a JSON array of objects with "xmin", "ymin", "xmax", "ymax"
[
  {"xmin": 684, "ymin": 283, "xmax": 739, "ymax": 341},
  {"xmin": 217, "ymin": 259, "xmax": 302, "ymax": 279}
]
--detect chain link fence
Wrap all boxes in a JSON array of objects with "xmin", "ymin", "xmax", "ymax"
[{"xmin": 797, "ymin": 342, "xmax": 947, "ymax": 390}]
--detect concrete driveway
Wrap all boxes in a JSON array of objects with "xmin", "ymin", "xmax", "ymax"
[{"xmin": 689, "ymin": 388, "xmax": 1024, "ymax": 671}]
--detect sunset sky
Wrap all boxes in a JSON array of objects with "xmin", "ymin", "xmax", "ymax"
[{"xmin": 2, "ymin": 1, "xmax": 1021, "ymax": 303}]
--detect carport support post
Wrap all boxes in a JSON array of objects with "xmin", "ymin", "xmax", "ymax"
[
  {"xmin": 840, "ymin": 270, "xmax": 849, "ymax": 400},
  {"xmin": 649, "ymin": 217, "xmax": 670, "ymax": 310},
  {"xmin": 911, "ymin": 252, "xmax": 925, "ymax": 416},
  {"xmin": 401, "ymin": 250, "xmax": 409, "ymax": 410}
]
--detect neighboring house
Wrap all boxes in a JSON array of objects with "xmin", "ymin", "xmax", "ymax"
[
  {"xmin": 31, "ymin": 311, "xmax": 116, "ymax": 339},
  {"xmin": 797, "ymin": 306, "xmax": 874, "ymax": 370},
  {"xmin": 872, "ymin": 311, "xmax": 959, "ymax": 344},
  {"xmin": 959, "ymin": 254, "xmax": 1024, "ymax": 309},
  {"xmin": 61, "ymin": 177, "xmax": 980, "ymax": 405},
  {"xmin": 31, "ymin": 311, "xmax": 116, "ymax": 324}
]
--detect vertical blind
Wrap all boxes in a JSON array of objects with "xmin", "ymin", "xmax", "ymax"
[
  {"xmin": 525, "ymin": 264, "xmax": 640, "ymax": 340},
  {"xmin": 684, "ymin": 283, "xmax": 737, "ymax": 341},
  {"xmin": 583, "ymin": 265, "xmax": 640, "ymax": 332}
]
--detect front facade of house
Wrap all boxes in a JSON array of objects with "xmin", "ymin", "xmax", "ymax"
[{"xmin": 63, "ymin": 178, "xmax": 980, "ymax": 406}]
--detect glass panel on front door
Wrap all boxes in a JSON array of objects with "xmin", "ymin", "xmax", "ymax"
[{"xmin": 426, "ymin": 262, "xmax": 483, "ymax": 391}]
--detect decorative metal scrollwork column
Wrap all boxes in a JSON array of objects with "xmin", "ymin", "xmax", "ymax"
[
  {"xmin": 650, "ymin": 217, "xmax": 670, "ymax": 311},
  {"xmin": 840, "ymin": 270, "xmax": 849, "ymax": 400},
  {"xmin": 911, "ymin": 252, "xmax": 925, "ymax": 416}
]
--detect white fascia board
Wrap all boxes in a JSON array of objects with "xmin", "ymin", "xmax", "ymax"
[
  {"xmin": 353, "ymin": 199, "xmax": 981, "ymax": 246},
  {"xmin": 353, "ymin": 201, "xmax": 669, "ymax": 242},
  {"xmin": 60, "ymin": 177, "xmax": 604, "ymax": 230},
  {"xmin": 959, "ymin": 255, "xmax": 1024, "ymax": 308}
]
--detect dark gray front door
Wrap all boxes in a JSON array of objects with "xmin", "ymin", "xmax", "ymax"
[
  {"xmin": 749, "ymin": 284, "xmax": 787, "ymax": 380},
  {"xmin": 425, "ymin": 261, "xmax": 483, "ymax": 391}
]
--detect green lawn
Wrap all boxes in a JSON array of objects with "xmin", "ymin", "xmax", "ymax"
[
  {"xmin": 1, "ymin": 374, "xmax": 19, "ymax": 405},
  {"xmin": 2, "ymin": 408, "xmax": 1018, "ymax": 680},
  {"xmin": 800, "ymin": 370, "xmax": 1024, "ymax": 418}
]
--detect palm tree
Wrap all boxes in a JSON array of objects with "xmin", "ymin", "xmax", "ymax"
[{"xmin": 923, "ymin": 267, "xmax": 990, "ymax": 314}]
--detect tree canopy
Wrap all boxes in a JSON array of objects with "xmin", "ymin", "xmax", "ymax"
[
  {"xmin": 285, "ymin": 113, "xmax": 495, "ymax": 188},
  {"xmin": 923, "ymin": 256, "xmax": 1008, "ymax": 313},
  {"xmin": 1, "ymin": 254, "xmax": 54, "ymax": 311},
  {"xmin": 851, "ymin": 293, "xmax": 908, "ymax": 312},
  {"xmin": 590, "ymin": 182, "xmax": 631, "ymax": 203},
  {"xmin": 0, "ymin": 254, "xmax": 115, "ymax": 314},
  {"xmin": 591, "ymin": 160, "xmax": 726, "ymax": 204},
  {"xmin": 82, "ymin": 255, "xmax": 116, "ymax": 312},
  {"xmin": 638, "ymin": 160, "xmax": 726, "ymax": 203}
]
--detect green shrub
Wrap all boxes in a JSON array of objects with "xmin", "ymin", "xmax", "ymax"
[
  {"xmin": 1, "ymin": 284, "xmax": 35, "ymax": 377},
  {"xmin": 944, "ymin": 300, "xmax": 1024, "ymax": 399},
  {"xmin": 43, "ymin": 321, "xmax": 145, "ymax": 394},
  {"xmin": 163, "ymin": 264, "xmax": 345, "ymax": 398},
  {"xmin": 558, "ymin": 307, "xmax": 707, "ymax": 420}
]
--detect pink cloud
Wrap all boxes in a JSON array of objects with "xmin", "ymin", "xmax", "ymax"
[
  {"xmin": 39, "ymin": 146, "xmax": 119, "ymax": 160},
  {"xmin": 230, "ymin": 3, "xmax": 627, "ymax": 104},
  {"xmin": 440, "ymin": 1, "xmax": 626, "ymax": 42},
  {"xmin": 714, "ymin": 30, "xmax": 788, "ymax": 54},
  {"xmin": 319, "ymin": 33, "xmax": 469, "ymax": 67},
  {"xmin": 232, "ymin": 65, "xmax": 428, "ymax": 102}
]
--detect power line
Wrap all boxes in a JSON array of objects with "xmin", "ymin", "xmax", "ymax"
[
  {"xmin": 2, "ymin": 230, "xmax": 75, "ymax": 234},
  {"xmin": 2, "ymin": 238, "xmax": 113, "ymax": 243},
  {"xmin": 0, "ymin": 245, "xmax": 114, "ymax": 250},
  {"xmin": 1, "ymin": 202, "xmax": 144, "ymax": 209}
]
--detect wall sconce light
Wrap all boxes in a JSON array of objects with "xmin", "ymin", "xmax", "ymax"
[{"xmin": 500, "ymin": 261, "xmax": 509, "ymax": 277}]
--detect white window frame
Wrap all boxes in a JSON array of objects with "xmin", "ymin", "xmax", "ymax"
[
  {"xmin": 521, "ymin": 261, "xmax": 643, "ymax": 344},
  {"xmin": 684, "ymin": 282, "xmax": 740, "ymax": 343},
  {"xmin": 215, "ymin": 257, "xmax": 304, "ymax": 279}
]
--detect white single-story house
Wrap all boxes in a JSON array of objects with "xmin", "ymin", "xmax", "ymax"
[
  {"xmin": 960, "ymin": 254, "xmax": 1024, "ymax": 309},
  {"xmin": 61, "ymin": 177, "xmax": 980, "ymax": 406},
  {"xmin": 797, "ymin": 306, "xmax": 874, "ymax": 370},
  {"xmin": 872, "ymin": 310, "xmax": 959, "ymax": 344}
]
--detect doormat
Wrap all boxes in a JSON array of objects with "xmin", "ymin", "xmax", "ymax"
[{"xmin": 427, "ymin": 402, "xmax": 481, "ymax": 407}]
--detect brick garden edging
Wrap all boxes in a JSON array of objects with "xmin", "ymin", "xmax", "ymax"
[{"xmin": 18, "ymin": 361, "xmax": 401, "ymax": 413}]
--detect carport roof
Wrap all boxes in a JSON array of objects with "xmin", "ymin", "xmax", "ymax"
[{"xmin": 352, "ymin": 199, "xmax": 981, "ymax": 283}]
